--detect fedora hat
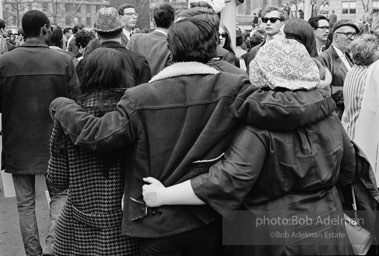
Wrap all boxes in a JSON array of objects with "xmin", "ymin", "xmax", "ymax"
[{"xmin": 93, "ymin": 7, "xmax": 123, "ymax": 33}]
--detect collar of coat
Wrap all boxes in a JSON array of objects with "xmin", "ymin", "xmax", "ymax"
[{"xmin": 149, "ymin": 62, "xmax": 220, "ymax": 83}]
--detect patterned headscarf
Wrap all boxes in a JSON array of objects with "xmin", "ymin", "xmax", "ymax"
[{"xmin": 249, "ymin": 38, "xmax": 320, "ymax": 90}]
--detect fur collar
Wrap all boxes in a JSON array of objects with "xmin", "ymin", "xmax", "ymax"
[{"xmin": 149, "ymin": 62, "xmax": 219, "ymax": 83}]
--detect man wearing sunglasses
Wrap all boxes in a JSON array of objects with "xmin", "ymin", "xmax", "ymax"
[
  {"xmin": 318, "ymin": 19, "xmax": 359, "ymax": 119},
  {"xmin": 242, "ymin": 6, "xmax": 286, "ymax": 72}
]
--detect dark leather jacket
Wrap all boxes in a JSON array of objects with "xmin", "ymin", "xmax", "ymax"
[
  {"xmin": 50, "ymin": 62, "xmax": 335, "ymax": 238},
  {"xmin": 0, "ymin": 41, "xmax": 79, "ymax": 174}
]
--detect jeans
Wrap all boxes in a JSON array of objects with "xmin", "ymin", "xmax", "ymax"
[
  {"xmin": 12, "ymin": 174, "xmax": 43, "ymax": 256},
  {"xmin": 140, "ymin": 217, "xmax": 223, "ymax": 256},
  {"xmin": 43, "ymin": 179, "xmax": 67, "ymax": 255},
  {"xmin": 12, "ymin": 174, "xmax": 67, "ymax": 256}
]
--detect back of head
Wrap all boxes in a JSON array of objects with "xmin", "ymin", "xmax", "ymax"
[
  {"xmin": 176, "ymin": 7, "xmax": 220, "ymax": 30},
  {"xmin": 350, "ymin": 34, "xmax": 379, "ymax": 66},
  {"xmin": 22, "ymin": 10, "xmax": 50, "ymax": 39},
  {"xmin": 80, "ymin": 48, "xmax": 130, "ymax": 92},
  {"xmin": 0, "ymin": 19, "xmax": 6, "ymax": 30},
  {"xmin": 168, "ymin": 18, "xmax": 218, "ymax": 63},
  {"xmin": 73, "ymin": 24, "xmax": 85, "ymax": 34},
  {"xmin": 50, "ymin": 26, "xmax": 63, "ymax": 47},
  {"xmin": 75, "ymin": 29, "xmax": 95, "ymax": 48},
  {"xmin": 250, "ymin": 38, "xmax": 320, "ymax": 90},
  {"xmin": 154, "ymin": 3, "xmax": 175, "ymax": 29},
  {"xmin": 308, "ymin": 15, "xmax": 328, "ymax": 29},
  {"xmin": 284, "ymin": 19, "xmax": 317, "ymax": 57}
]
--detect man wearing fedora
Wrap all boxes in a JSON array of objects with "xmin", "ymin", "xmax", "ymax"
[{"xmin": 93, "ymin": 7, "xmax": 151, "ymax": 86}]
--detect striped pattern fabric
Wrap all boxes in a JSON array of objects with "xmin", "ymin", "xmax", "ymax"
[
  {"xmin": 341, "ymin": 65, "xmax": 369, "ymax": 140},
  {"xmin": 47, "ymin": 89, "xmax": 140, "ymax": 256}
]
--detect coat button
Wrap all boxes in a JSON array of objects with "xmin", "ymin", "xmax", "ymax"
[{"xmin": 152, "ymin": 211, "xmax": 156, "ymax": 215}]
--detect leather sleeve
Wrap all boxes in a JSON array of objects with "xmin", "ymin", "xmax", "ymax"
[
  {"xmin": 50, "ymin": 92, "xmax": 135, "ymax": 153},
  {"xmin": 191, "ymin": 126, "xmax": 267, "ymax": 219}
]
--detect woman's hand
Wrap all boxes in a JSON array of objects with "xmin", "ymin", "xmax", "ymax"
[{"xmin": 142, "ymin": 177, "xmax": 166, "ymax": 207}]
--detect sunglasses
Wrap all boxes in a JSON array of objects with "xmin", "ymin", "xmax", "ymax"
[
  {"xmin": 219, "ymin": 33, "xmax": 227, "ymax": 38},
  {"xmin": 262, "ymin": 17, "xmax": 283, "ymax": 23}
]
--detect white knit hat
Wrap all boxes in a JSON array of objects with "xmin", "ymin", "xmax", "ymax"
[
  {"xmin": 189, "ymin": 0, "xmax": 226, "ymax": 13},
  {"xmin": 249, "ymin": 38, "xmax": 320, "ymax": 91}
]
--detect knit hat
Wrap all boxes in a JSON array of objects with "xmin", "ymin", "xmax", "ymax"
[
  {"xmin": 93, "ymin": 7, "xmax": 123, "ymax": 33},
  {"xmin": 189, "ymin": 0, "xmax": 226, "ymax": 13},
  {"xmin": 249, "ymin": 38, "xmax": 320, "ymax": 90}
]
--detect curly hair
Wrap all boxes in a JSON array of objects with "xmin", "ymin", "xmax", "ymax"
[
  {"xmin": 350, "ymin": 34, "xmax": 379, "ymax": 66},
  {"xmin": 75, "ymin": 29, "xmax": 95, "ymax": 49}
]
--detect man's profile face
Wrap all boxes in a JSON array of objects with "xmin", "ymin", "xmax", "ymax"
[
  {"xmin": 334, "ymin": 25, "xmax": 357, "ymax": 52},
  {"xmin": 122, "ymin": 7, "xmax": 138, "ymax": 30},
  {"xmin": 314, "ymin": 19, "xmax": 330, "ymax": 43}
]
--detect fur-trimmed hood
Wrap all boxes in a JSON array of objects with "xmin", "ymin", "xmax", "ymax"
[{"xmin": 149, "ymin": 62, "xmax": 220, "ymax": 83}]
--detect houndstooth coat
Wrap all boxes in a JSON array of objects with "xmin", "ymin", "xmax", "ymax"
[{"xmin": 47, "ymin": 89, "xmax": 140, "ymax": 256}]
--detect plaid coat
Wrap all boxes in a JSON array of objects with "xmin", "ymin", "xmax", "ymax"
[{"xmin": 47, "ymin": 89, "xmax": 140, "ymax": 256}]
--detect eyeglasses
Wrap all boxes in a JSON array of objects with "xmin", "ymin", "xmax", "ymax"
[
  {"xmin": 219, "ymin": 33, "xmax": 227, "ymax": 38},
  {"xmin": 123, "ymin": 12, "xmax": 138, "ymax": 17},
  {"xmin": 261, "ymin": 17, "xmax": 283, "ymax": 23},
  {"xmin": 335, "ymin": 32, "xmax": 357, "ymax": 39},
  {"xmin": 317, "ymin": 26, "xmax": 330, "ymax": 31}
]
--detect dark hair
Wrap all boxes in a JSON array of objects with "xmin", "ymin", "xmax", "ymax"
[
  {"xmin": 262, "ymin": 6, "xmax": 287, "ymax": 21},
  {"xmin": 72, "ymin": 24, "xmax": 84, "ymax": 34},
  {"xmin": 176, "ymin": 7, "xmax": 220, "ymax": 30},
  {"xmin": 168, "ymin": 18, "xmax": 218, "ymax": 63},
  {"xmin": 236, "ymin": 30, "xmax": 245, "ymax": 46},
  {"xmin": 118, "ymin": 3, "xmax": 135, "ymax": 15},
  {"xmin": 75, "ymin": 29, "xmax": 95, "ymax": 48},
  {"xmin": 0, "ymin": 19, "xmax": 6, "ymax": 30},
  {"xmin": 83, "ymin": 38, "xmax": 101, "ymax": 58},
  {"xmin": 63, "ymin": 27, "xmax": 72, "ymax": 34},
  {"xmin": 22, "ymin": 10, "xmax": 50, "ymax": 39},
  {"xmin": 97, "ymin": 29, "xmax": 122, "ymax": 39},
  {"xmin": 154, "ymin": 3, "xmax": 175, "ymax": 29},
  {"xmin": 219, "ymin": 23, "xmax": 235, "ymax": 54},
  {"xmin": 284, "ymin": 19, "xmax": 318, "ymax": 57},
  {"xmin": 250, "ymin": 32, "xmax": 264, "ymax": 48},
  {"xmin": 80, "ymin": 48, "xmax": 130, "ymax": 92},
  {"xmin": 308, "ymin": 15, "xmax": 329, "ymax": 29},
  {"xmin": 50, "ymin": 26, "xmax": 63, "ymax": 48},
  {"xmin": 18, "ymin": 27, "xmax": 24, "ymax": 36}
]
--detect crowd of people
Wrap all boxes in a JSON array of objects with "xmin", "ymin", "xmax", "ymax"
[{"xmin": 1, "ymin": 0, "xmax": 379, "ymax": 256}]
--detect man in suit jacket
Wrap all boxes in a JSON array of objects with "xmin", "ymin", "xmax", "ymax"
[
  {"xmin": 127, "ymin": 3, "xmax": 173, "ymax": 76},
  {"xmin": 118, "ymin": 3, "xmax": 138, "ymax": 47},
  {"xmin": 318, "ymin": 19, "xmax": 359, "ymax": 119},
  {"xmin": 92, "ymin": 7, "xmax": 151, "ymax": 86}
]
